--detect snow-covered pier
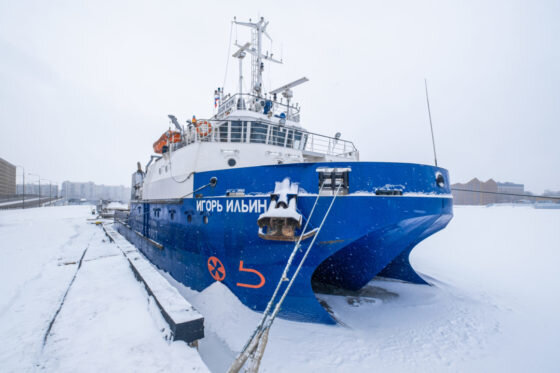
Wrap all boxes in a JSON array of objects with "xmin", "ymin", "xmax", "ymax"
[
  {"xmin": 102, "ymin": 223, "xmax": 204, "ymax": 344},
  {"xmin": 0, "ymin": 206, "xmax": 208, "ymax": 372}
]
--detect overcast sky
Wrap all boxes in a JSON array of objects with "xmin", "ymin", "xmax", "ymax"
[{"xmin": 1, "ymin": 0, "xmax": 559, "ymax": 193}]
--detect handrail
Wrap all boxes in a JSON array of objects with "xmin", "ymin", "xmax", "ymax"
[
  {"xmin": 217, "ymin": 93, "xmax": 301, "ymax": 121},
  {"xmin": 171, "ymin": 118, "xmax": 357, "ymax": 158}
]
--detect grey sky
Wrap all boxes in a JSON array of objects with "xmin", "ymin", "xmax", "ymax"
[{"xmin": 1, "ymin": 0, "xmax": 559, "ymax": 193}]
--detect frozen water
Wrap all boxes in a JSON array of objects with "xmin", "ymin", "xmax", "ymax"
[
  {"xmin": 1, "ymin": 204, "xmax": 559, "ymax": 372},
  {"xmin": 186, "ymin": 205, "xmax": 560, "ymax": 372}
]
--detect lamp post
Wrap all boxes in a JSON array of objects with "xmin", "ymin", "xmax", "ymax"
[
  {"xmin": 15, "ymin": 165, "xmax": 24, "ymax": 208},
  {"xmin": 28, "ymin": 173, "xmax": 40, "ymax": 207}
]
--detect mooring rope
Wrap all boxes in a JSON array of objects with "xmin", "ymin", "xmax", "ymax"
[
  {"xmin": 233, "ymin": 182, "xmax": 326, "ymax": 364},
  {"xmin": 228, "ymin": 183, "xmax": 342, "ymax": 373},
  {"xmin": 251, "ymin": 182, "xmax": 326, "ymax": 342}
]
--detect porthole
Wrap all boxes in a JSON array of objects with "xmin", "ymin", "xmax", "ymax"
[
  {"xmin": 203, "ymin": 216, "xmax": 209, "ymax": 224},
  {"xmin": 435, "ymin": 172, "xmax": 445, "ymax": 188},
  {"xmin": 228, "ymin": 158, "xmax": 236, "ymax": 167}
]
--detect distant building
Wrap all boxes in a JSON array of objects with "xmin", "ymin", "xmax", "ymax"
[
  {"xmin": 452, "ymin": 178, "xmax": 526, "ymax": 205},
  {"xmin": 61, "ymin": 181, "xmax": 130, "ymax": 202},
  {"xmin": 496, "ymin": 182, "xmax": 524, "ymax": 203},
  {"xmin": 17, "ymin": 184, "xmax": 59, "ymax": 198},
  {"xmin": 543, "ymin": 190, "xmax": 560, "ymax": 198},
  {"xmin": 0, "ymin": 157, "xmax": 16, "ymax": 197},
  {"xmin": 543, "ymin": 190, "xmax": 560, "ymax": 204},
  {"xmin": 451, "ymin": 178, "xmax": 498, "ymax": 205}
]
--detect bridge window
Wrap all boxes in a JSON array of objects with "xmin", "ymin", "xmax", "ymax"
[
  {"xmin": 250, "ymin": 122, "xmax": 268, "ymax": 144},
  {"xmin": 293, "ymin": 131, "xmax": 303, "ymax": 150},
  {"xmin": 217, "ymin": 122, "xmax": 228, "ymax": 142},
  {"xmin": 231, "ymin": 121, "xmax": 247, "ymax": 142},
  {"xmin": 286, "ymin": 129, "xmax": 294, "ymax": 148},
  {"xmin": 271, "ymin": 126, "xmax": 287, "ymax": 146}
]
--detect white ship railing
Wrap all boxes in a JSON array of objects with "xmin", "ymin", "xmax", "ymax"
[
  {"xmin": 172, "ymin": 119, "xmax": 357, "ymax": 158},
  {"xmin": 216, "ymin": 93, "xmax": 301, "ymax": 123}
]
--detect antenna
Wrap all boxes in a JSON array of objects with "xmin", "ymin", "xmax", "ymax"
[
  {"xmin": 233, "ymin": 17, "xmax": 282, "ymax": 97},
  {"xmin": 233, "ymin": 43, "xmax": 251, "ymax": 109},
  {"xmin": 232, "ymin": 42, "xmax": 251, "ymax": 58},
  {"xmin": 270, "ymin": 77, "xmax": 309, "ymax": 120},
  {"xmin": 269, "ymin": 77, "xmax": 309, "ymax": 95},
  {"xmin": 424, "ymin": 79, "xmax": 438, "ymax": 167}
]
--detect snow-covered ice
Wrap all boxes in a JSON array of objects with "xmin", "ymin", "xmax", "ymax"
[
  {"xmin": 0, "ymin": 206, "xmax": 208, "ymax": 372},
  {"xmin": 169, "ymin": 205, "xmax": 560, "ymax": 372},
  {"xmin": 1, "ymin": 204, "xmax": 559, "ymax": 372}
]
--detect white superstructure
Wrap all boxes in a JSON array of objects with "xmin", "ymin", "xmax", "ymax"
[{"xmin": 141, "ymin": 17, "xmax": 359, "ymax": 200}]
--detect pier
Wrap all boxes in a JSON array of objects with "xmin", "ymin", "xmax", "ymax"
[{"xmin": 0, "ymin": 205, "xmax": 208, "ymax": 372}]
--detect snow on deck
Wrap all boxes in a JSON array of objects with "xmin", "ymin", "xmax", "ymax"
[{"xmin": 0, "ymin": 206, "xmax": 208, "ymax": 372}]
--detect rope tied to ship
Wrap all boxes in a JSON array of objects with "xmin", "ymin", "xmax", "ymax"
[{"xmin": 228, "ymin": 182, "xmax": 343, "ymax": 373}]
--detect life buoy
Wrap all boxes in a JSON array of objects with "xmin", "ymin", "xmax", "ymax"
[{"xmin": 196, "ymin": 121, "xmax": 212, "ymax": 137}]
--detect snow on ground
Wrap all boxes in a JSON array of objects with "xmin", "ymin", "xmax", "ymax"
[
  {"xmin": 167, "ymin": 205, "xmax": 560, "ymax": 372},
  {"xmin": 1, "ymin": 204, "xmax": 559, "ymax": 372},
  {"xmin": 106, "ymin": 202, "xmax": 129, "ymax": 210},
  {"xmin": 0, "ymin": 206, "xmax": 208, "ymax": 373}
]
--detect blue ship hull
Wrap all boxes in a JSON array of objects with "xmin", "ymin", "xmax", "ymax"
[{"xmin": 117, "ymin": 162, "xmax": 453, "ymax": 324}]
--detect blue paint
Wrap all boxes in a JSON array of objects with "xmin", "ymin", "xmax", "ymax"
[{"xmin": 117, "ymin": 161, "xmax": 453, "ymax": 324}]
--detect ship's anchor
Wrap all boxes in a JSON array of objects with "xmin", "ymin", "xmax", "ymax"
[{"xmin": 257, "ymin": 178, "xmax": 316, "ymax": 241}]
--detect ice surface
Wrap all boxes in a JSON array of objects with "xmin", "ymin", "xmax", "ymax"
[
  {"xmin": 2, "ymin": 204, "xmax": 559, "ymax": 372},
  {"xmin": 177, "ymin": 205, "xmax": 560, "ymax": 372}
]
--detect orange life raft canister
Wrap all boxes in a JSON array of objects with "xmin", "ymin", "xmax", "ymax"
[{"xmin": 153, "ymin": 130, "xmax": 181, "ymax": 154}]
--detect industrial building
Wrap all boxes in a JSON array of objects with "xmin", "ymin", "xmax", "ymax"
[
  {"xmin": 451, "ymin": 178, "xmax": 498, "ymax": 205},
  {"xmin": 496, "ymin": 182, "xmax": 525, "ymax": 203},
  {"xmin": 452, "ymin": 178, "xmax": 527, "ymax": 205},
  {"xmin": 0, "ymin": 157, "xmax": 16, "ymax": 197}
]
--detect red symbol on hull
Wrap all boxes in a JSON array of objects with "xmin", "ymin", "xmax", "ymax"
[
  {"xmin": 236, "ymin": 261, "xmax": 266, "ymax": 289},
  {"xmin": 208, "ymin": 256, "xmax": 226, "ymax": 281}
]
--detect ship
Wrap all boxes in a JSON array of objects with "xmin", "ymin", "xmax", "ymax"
[{"xmin": 115, "ymin": 17, "xmax": 454, "ymax": 324}]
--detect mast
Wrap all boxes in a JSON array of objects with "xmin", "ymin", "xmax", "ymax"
[
  {"xmin": 233, "ymin": 17, "xmax": 282, "ymax": 97},
  {"xmin": 232, "ymin": 42, "xmax": 251, "ymax": 109}
]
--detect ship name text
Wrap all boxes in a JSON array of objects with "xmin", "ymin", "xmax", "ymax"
[{"xmin": 196, "ymin": 199, "xmax": 267, "ymax": 214}]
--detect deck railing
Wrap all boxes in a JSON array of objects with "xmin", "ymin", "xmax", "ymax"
[
  {"xmin": 216, "ymin": 93, "xmax": 301, "ymax": 122},
  {"xmin": 172, "ymin": 118, "xmax": 357, "ymax": 158}
]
